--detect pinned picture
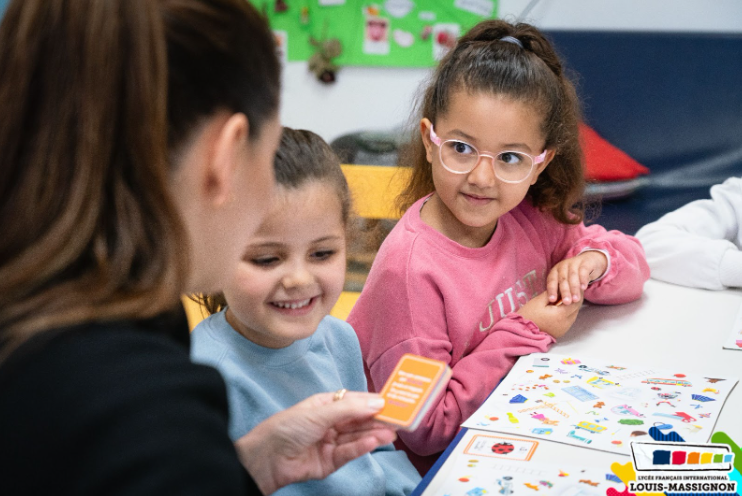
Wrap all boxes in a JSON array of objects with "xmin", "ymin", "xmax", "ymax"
[
  {"xmin": 384, "ymin": 0, "xmax": 414, "ymax": 18},
  {"xmin": 393, "ymin": 29, "xmax": 414, "ymax": 48},
  {"xmin": 273, "ymin": 30, "xmax": 288, "ymax": 65},
  {"xmin": 432, "ymin": 23, "xmax": 459, "ymax": 60},
  {"xmin": 364, "ymin": 15, "xmax": 390, "ymax": 55}
]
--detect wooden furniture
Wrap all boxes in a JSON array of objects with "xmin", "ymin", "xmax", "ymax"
[{"xmin": 333, "ymin": 164, "xmax": 409, "ymax": 320}]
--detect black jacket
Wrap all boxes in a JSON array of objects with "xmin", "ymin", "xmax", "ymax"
[{"xmin": 0, "ymin": 309, "xmax": 260, "ymax": 495}]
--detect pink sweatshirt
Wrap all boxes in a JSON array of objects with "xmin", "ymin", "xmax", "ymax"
[{"xmin": 348, "ymin": 195, "xmax": 649, "ymax": 474}]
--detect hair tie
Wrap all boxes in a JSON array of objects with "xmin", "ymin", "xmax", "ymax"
[{"xmin": 499, "ymin": 36, "xmax": 523, "ymax": 48}]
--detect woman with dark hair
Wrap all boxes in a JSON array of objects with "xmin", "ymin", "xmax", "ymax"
[{"xmin": 0, "ymin": 1, "xmax": 395, "ymax": 494}]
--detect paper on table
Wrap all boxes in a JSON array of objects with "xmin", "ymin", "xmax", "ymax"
[
  {"xmin": 429, "ymin": 454, "xmax": 624, "ymax": 496},
  {"xmin": 460, "ymin": 433, "xmax": 538, "ymax": 462},
  {"xmin": 723, "ymin": 303, "xmax": 742, "ymax": 351},
  {"xmin": 461, "ymin": 353, "xmax": 738, "ymax": 455}
]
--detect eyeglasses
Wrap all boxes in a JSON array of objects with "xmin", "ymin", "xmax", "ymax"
[{"xmin": 429, "ymin": 125, "xmax": 547, "ymax": 184}]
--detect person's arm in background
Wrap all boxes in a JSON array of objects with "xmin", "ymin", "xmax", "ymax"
[{"xmin": 635, "ymin": 177, "xmax": 742, "ymax": 290}]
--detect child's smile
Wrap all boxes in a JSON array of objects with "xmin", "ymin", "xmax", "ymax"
[
  {"xmin": 420, "ymin": 90, "xmax": 552, "ymax": 248},
  {"xmin": 271, "ymin": 297, "xmax": 314, "ymax": 311}
]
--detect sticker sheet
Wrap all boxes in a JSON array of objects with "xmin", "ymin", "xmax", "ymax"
[
  {"xmin": 723, "ymin": 303, "xmax": 742, "ymax": 350},
  {"xmin": 429, "ymin": 456, "xmax": 624, "ymax": 496},
  {"xmin": 461, "ymin": 434, "xmax": 538, "ymax": 462},
  {"xmin": 461, "ymin": 353, "xmax": 738, "ymax": 455}
]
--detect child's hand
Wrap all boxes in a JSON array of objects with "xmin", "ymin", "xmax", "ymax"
[
  {"xmin": 546, "ymin": 251, "xmax": 608, "ymax": 305},
  {"xmin": 516, "ymin": 291, "xmax": 582, "ymax": 339}
]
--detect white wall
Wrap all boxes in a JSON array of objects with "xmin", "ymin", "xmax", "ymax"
[{"xmin": 279, "ymin": 0, "xmax": 742, "ymax": 144}]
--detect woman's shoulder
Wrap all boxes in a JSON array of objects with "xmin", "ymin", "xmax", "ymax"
[
  {"xmin": 0, "ymin": 320, "xmax": 248, "ymax": 495},
  {"xmin": 0, "ymin": 319, "xmax": 225, "ymax": 411}
]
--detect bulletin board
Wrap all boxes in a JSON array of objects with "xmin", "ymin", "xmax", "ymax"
[{"xmin": 249, "ymin": 0, "xmax": 499, "ymax": 68}]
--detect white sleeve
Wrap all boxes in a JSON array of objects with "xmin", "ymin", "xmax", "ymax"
[{"xmin": 635, "ymin": 177, "xmax": 742, "ymax": 290}]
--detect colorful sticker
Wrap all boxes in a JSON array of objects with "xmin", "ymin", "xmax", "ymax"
[{"xmin": 460, "ymin": 353, "xmax": 737, "ymax": 455}]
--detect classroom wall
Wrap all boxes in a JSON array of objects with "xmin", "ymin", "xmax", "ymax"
[
  {"xmin": 280, "ymin": 0, "xmax": 742, "ymax": 144},
  {"xmin": 1, "ymin": 0, "xmax": 738, "ymax": 145}
]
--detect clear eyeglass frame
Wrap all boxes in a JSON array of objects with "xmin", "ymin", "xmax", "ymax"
[{"xmin": 429, "ymin": 124, "xmax": 547, "ymax": 184}]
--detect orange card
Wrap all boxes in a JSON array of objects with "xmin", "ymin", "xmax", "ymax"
[{"xmin": 374, "ymin": 353, "xmax": 452, "ymax": 431}]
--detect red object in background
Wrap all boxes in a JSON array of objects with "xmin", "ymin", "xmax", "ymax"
[
  {"xmin": 274, "ymin": 0, "xmax": 287, "ymax": 13},
  {"xmin": 580, "ymin": 123, "xmax": 649, "ymax": 182},
  {"xmin": 436, "ymin": 31, "xmax": 455, "ymax": 48}
]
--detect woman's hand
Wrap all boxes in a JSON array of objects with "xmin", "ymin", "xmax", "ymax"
[
  {"xmin": 546, "ymin": 251, "xmax": 608, "ymax": 305},
  {"xmin": 234, "ymin": 391, "xmax": 396, "ymax": 495},
  {"xmin": 516, "ymin": 291, "xmax": 582, "ymax": 339}
]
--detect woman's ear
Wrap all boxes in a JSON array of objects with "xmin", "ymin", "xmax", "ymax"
[
  {"xmin": 166, "ymin": 112, "xmax": 251, "ymax": 293},
  {"xmin": 207, "ymin": 113, "xmax": 250, "ymax": 207},
  {"xmin": 530, "ymin": 148, "xmax": 556, "ymax": 185},
  {"xmin": 420, "ymin": 118, "xmax": 434, "ymax": 164}
]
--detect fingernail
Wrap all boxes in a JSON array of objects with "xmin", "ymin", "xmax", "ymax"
[{"xmin": 368, "ymin": 398, "xmax": 385, "ymax": 410}]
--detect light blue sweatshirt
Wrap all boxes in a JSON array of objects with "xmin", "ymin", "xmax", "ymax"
[{"xmin": 191, "ymin": 311, "xmax": 420, "ymax": 496}]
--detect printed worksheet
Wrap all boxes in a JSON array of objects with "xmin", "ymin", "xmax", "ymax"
[
  {"xmin": 461, "ymin": 353, "xmax": 738, "ymax": 455},
  {"xmin": 429, "ymin": 455, "xmax": 624, "ymax": 496},
  {"xmin": 723, "ymin": 303, "xmax": 742, "ymax": 351}
]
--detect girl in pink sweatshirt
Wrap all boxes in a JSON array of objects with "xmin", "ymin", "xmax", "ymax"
[{"xmin": 347, "ymin": 19, "xmax": 650, "ymax": 475}]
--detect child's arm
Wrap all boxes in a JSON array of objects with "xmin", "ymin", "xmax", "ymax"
[
  {"xmin": 635, "ymin": 177, "xmax": 742, "ymax": 290},
  {"xmin": 367, "ymin": 316, "xmax": 554, "ymax": 457},
  {"xmin": 516, "ymin": 290, "xmax": 583, "ymax": 339},
  {"xmin": 353, "ymin": 262, "xmax": 556, "ymax": 458},
  {"xmin": 549, "ymin": 222, "xmax": 650, "ymax": 305},
  {"xmin": 545, "ymin": 250, "xmax": 607, "ymax": 306}
]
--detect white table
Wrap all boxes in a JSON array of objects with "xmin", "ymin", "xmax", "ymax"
[{"xmin": 419, "ymin": 279, "xmax": 741, "ymax": 494}]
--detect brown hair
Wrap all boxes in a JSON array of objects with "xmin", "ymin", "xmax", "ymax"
[
  {"xmin": 196, "ymin": 127, "xmax": 352, "ymax": 315},
  {"xmin": 0, "ymin": 0, "xmax": 280, "ymax": 356},
  {"xmin": 397, "ymin": 20, "xmax": 585, "ymax": 224}
]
